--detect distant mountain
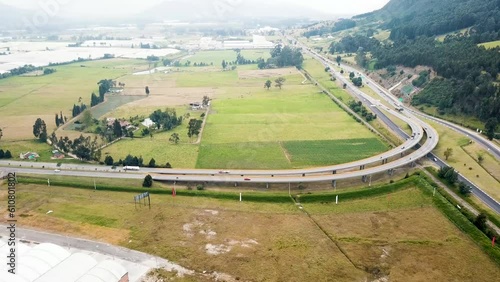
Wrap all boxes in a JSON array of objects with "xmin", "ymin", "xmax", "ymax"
[
  {"xmin": 141, "ymin": 0, "xmax": 330, "ymax": 22},
  {"xmin": 0, "ymin": 3, "xmax": 31, "ymax": 30}
]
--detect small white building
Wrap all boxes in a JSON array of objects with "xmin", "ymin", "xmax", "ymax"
[{"xmin": 141, "ymin": 118, "xmax": 155, "ymax": 128}]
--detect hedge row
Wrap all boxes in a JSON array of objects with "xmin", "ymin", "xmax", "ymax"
[
  {"xmin": 415, "ymin": 176, "xmax": 500, "ymax": 264},
  {"xmin": 18, "ymin": 176, "xmax": 292, "ymax": 203}
]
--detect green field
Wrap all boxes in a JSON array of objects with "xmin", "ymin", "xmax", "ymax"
[
  {"xmin": 1, "ymin": 52, "xmax": 388, "ymax": 169},
  {"xmin": 4, "ymin": 176, "xmax": 499, "ymax": 281},
  {"xmin": 479, "ymin": 40, "xmax": 500, "ymax": 49},
  {"xmin": 102, "ymin": 125, "xmax": 200, "ymax": 168},
  {"xmin": 0, "ymin": 58, "xmax": 147, "ymax": 140},
  {"xmin": 283, "ymin": 139, "xmax": 387, "ymax": 167},
  {"xmin": 197, "ymin": 71, "xmax": 386, "ymax": 169}
]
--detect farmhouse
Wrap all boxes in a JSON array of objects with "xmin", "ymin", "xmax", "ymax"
[
  {"xmin": 142, "ymin": 118, "xmax": 155, "ymax": 128},
  {"xmin": 190, "ymin": 102, "xmax": 202, "ymax": 110},
  {"xmin": 51, "ymin": 150, "xmax": 65, "ymax": 160},
  {"xmin": 106, "ymin": 118, "xmax": 131, "ymax": 128}
]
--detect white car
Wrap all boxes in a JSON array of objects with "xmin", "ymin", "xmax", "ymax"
[{"xmin": 54, "ymin": 169, "xmax": 61, "ymax": 172}]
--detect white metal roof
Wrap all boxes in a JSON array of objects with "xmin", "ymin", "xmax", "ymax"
[
  {"xmin": 17, "ymin": 243, "xmax": 71, "ymax": 281},
  {"xmin": 35, "ymin": 253, "xmax": 97, "ymax": 282},
  {"xmin": 0, "ymin": 241, "xmax": 128, "ymax": 282},
  {"xmin": 76, "ymin": 260, "xmax": 127, "ymax": 282}
]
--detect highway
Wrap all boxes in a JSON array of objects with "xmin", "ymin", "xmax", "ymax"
[
  {"xmin": 334, "ymin": 57, "xmax": 500, "ymax": 160},
  {"xmin": 299, "ymin": 45, "xmax": 500, "ymax": 213}
]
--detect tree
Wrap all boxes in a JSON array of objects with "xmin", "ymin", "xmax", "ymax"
[
  {"xmin": 81, "ymin": 110, "xmax": 93, "ymax": 128},
  {"xmin": 165, "ymin": 162, "xmax": 172, "ymax": 168},
  {"xmin": 458, "ymin": 182, "xmax": 472, "ymax": 196},
  {"xmin": 336, "ymin": 55, "xmax": 342, "ymax": 65},
  {"xmin": 142, "ymin": 175, "xmax": 153, "ymax": 188},
  {"xmin": 97, "ymin": 79, "xmax": 113, "ymax": 102},
  {"xmin": 33, "ymin": 118, "xmax": 47, "ymax": 142},
  {"xmin": 55, "ymin": 113, "xmax": 60, "ymax": 127},
  {"xmin": 0, "ymin": 128, "xmax": 2, "ymax": 140},
  {"xmin": 112, "ymin": 119, "xmax": 123, "ymax": 138},
  {"xmin": 145, "ymin": 86, "xmax": 150, "ymax": 96},
  {"xmin": 169, "ymin": 133, "xmax": 180, "ymax": 144},
  {"xmin": 477, "ymin": 153, "xmax": 484, "ymax": 164},
  {"xmin": 474, "ymin": 213, "xmax": 488, "ymax": 232},
  {"xmin": 221, "ymin": 60, "xmax": 227, "ymax": 69},
  {"xmin": 444, "ymin": 148, "xmax": 453, "ymax": 160},
  {"xmin": 275, "ymin": 77, "xmax": 286, "ymax": 90},
  {"xmin": 0, "ymin": 149, "xmax": 4, "ymax": 159},
  {"xmin": 264, "ymin": 80, "xmax": 272, "ymax": 90},
  {"xmin": 104, "ymin": 155, "xmax": 114, "ymax": 166},
  {"xmin": 91, "ymin": 92, "xmax": 100, "ymax": 107},
  {"xmin": 4, "ymin": 150, "xmax": 12, "ymax": 159},
  {"xmin": 187, "ymin": 119, "xmax": 203, "ymax": 140},
  {"xmin": 148, "ymin": 158, "xmax": 156, "ymax": 168},
  {"xmin": 349, "ymin": 72, "xmax": 355, "ymax": 79},
  {"xmin": 485, "ymin": 117, "xmax": 498, "ymax": 140},
  {"xmin": 202, "ymin": 96, "xmax": 210, "ymax": 107}
]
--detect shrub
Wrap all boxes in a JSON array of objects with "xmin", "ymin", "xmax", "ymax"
[{"xmin": 142, "ymin": 175, "xmax": 153, "ymax": 188}]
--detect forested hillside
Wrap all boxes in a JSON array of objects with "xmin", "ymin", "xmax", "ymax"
[
  {"xmin": 322, "ymin": 0, "xmax": 500, "ymax": 138},
  {"xmin": 356, "ymin": 0, "xmax": 500, "ymax": 42}
]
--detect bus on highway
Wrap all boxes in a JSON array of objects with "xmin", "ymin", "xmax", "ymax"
[{"xmin": 123, "ymin": 166, "xmax": 140, "ymax": 171}]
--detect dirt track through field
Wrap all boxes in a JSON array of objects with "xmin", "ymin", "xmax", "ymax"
[{"xmin": 291, "ymin": 196, "xmax": 367, "ymax": 274}]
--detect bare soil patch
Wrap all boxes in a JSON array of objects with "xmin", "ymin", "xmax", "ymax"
[{"xmin": 237, "ymin": 67, "xmax": 298, "ymax": 79}]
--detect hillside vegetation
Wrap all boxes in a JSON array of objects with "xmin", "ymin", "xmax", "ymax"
[{"xmin": 309, "ymin": 0, "xmax": 500, "ymax": 138}]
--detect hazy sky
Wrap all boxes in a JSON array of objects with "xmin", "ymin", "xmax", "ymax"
[{"xmin": 1, "ymin": 0, "xmax": 390, "ymax": 17}]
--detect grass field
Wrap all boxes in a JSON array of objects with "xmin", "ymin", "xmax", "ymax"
[
  {"xmin": 479, "ymin": 40, "xmax": 500, "ymax": 49},
  {"xmin": 102, "ymin": 123, "xmax": 200, "ymax": 168},
  {"xmin": 0, "ymin": 58, "xmax": 147, "ymax": 140},
  {"xmin": 2, "ymin": 52, "xmax": 387, "ymax": 169},
  {"xmin": 3, "ymin": 177, "xmax": 498, "ymax": 281},
  {"xmin": 283, "ymin": 139, "xmax": 387, "ymax": 167},
  {"xmin": 428, "ymin": 119, "xmax": 500, "ymax": 201},
  {"xmin": 198, "ymin": 70, "xmax": 387, "ymax": 169}
]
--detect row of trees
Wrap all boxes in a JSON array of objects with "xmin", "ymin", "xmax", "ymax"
[
  {"xmin": 348, "ymin": 101, "xmax": 377, "ymax": 122},
  {"xmin": 0, "ymin": 149, "xmax": 13, "ymax": 159},
  {"xmin": 437, "ymin": 165, "xmax": 474, "ymax": 196},
  {"xmin": 304, "ymin": 19, "xmax": 357, "ymax": 38},
  {"xmin": 72, "ymin": 103, "xmax": 88, "ymax": 118},
  {"xmin": 0, "ymin": 64, "xmax": 40, "ymax": 79},
  {"xmin": 264, "ymin": 77, "xmax": 286, "ymax": 90},
  {"xmin": 54, "ymin": 112, "xmax": 67, "ymax": 127},
  {"xmin": 104, "ymin": 154, "xmax": 172, "ymax": 168},
  {"xmin": 50, "ymin": 133, "xmax": 101, "ymax": 161}
]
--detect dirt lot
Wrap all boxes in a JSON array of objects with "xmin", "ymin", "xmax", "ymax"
[
  {"xmin": 0, "ymin": 114, "xmax": 57, "ymax": 141},
  {"xmin": 237, "ymin": 67, "xmax": 299, "ymax": 79}
]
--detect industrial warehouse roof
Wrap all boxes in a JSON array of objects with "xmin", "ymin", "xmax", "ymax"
[{"xmin": 0, "ymin": 240, "xmax": 127, "ymax": 282}]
